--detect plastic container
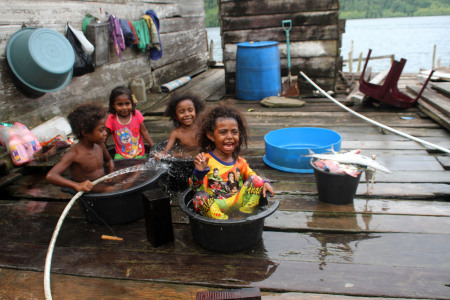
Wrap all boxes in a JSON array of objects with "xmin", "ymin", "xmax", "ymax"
[
  {"xmin": 6, "ymin": 28, "xmax": 75, "ymax": 93},
  {"xmin": 264, "ymin": 127, "xmax": 342, "ymax": 173},
  {"xmin": 236, "ymin": 41, "xmax": 281, "ymax": 100},
  {"xmin": 179, "ymin": 188, "xmax": 280, "ymax": 252},
  {"xmin": 130, "ymin": 78, "xmax": 146, "ymax": 102},
  {"xmin": 31, "ymin": 116, "xmax": 71, "ymax": 143},
  {"xmin": 63, "ymin": 159, "xmax": 167, "ymax": 225},
  {"xmin": 310, "ymin": 158, "xmax": 362, "ymax": 205}
]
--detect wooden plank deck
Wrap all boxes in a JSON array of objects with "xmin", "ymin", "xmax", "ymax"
[{"xmin": 1, "ymin": 68, "xmax": 450, "ymax": 299}]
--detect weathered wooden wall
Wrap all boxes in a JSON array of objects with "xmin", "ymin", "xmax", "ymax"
[
  {"xmin": 0, "ymin": 0, "xmax": 208, "ymax": 128},
  {"xmin": 219, "ymin": 0, "xmax": 344, "ymax": 95}
]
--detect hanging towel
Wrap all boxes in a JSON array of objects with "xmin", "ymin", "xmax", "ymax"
[
  {"xmin": 119, "ymin": 19, "xmax": 135, "ymax": 47},
  {"xmin": 132, "ymin": 19, "xmax": 150, "ymax": 52},
  {"xmin": 142, "ymin": 15, "xmax": 160, "ymax": 51},
  {"xmin": 128, "ymin": 20, "xmax": 139, "ymax": 45},
  {"xmin": 108, "ymin": 14, "xmax": 125, "ymax": 59},
  {"xmin": 145, "ymin": 10, "xmax": 163, "ymax": 60}
]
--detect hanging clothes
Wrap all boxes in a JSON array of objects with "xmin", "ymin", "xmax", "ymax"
[
  {"xmin": 145, "ymin": 10, "xmax": 163, "ymax": 60},
  {"xmin": 108, "ymin": 14, "xmax": 125, "ymax": 59},
  {"xmin": 132, "ymin": 19, "xmax": 150, "ymax": 52},
  {"xmin": 128, "ymin": 21, "xmax": 140, "ymax": 45},
  {"xmin": 119, "ymin": 19, "xmax": 135, "ymax": 47}
]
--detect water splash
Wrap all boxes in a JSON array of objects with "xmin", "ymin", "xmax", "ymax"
[{"xmin": 108, "ymin": 158, "xmax": 169, "ymax": 177}]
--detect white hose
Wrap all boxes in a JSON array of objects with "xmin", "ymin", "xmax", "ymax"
[
  {"xmin": 300, "ymin": 71, "xmax": 450, "ymax": 155},
  {"xmin": 44, "ymin": 173, "xmax": 111, "ymax": 300}
]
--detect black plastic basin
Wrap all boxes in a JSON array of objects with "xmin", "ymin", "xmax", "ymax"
[
  {"xmin": 65, "ymin": 159, "xmax": 167, "ymax": 225},
  {"xmin": 179, "ymin": 188, "xmax": 279, "ymax": 252}
]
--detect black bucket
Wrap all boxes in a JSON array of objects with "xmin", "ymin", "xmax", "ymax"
[
  {"xmin": 63, "ymin": 159, "xmax": 167, "ymax": 225},
  {"xmin": 179, "ymin": 188, "xmax": 279, "ymax": 252},
  {"xmin": 310, "ymin": 158, "xmax": 362, "ymax": 205}
]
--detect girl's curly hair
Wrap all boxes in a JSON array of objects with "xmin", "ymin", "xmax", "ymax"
[
  {"xmin": 68, "ymin": 103, "xmax": 107, "ymax": 139},
  {"xmin": 164, "ymin": 92, "xmax": 205, "ymax": 127},
  {"xmin": 197, "ymin": 104, "xmax": 248, "ymax": 159},
  {"xmin": 108, "ymin": 86, "xmax": 136, "ymax": 115}
]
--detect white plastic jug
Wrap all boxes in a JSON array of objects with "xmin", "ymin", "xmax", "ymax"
[{"xmin": 130, "ymin": 78, "xmax": 146, "ymax": 102}]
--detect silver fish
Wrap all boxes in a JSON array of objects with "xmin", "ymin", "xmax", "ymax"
[{"xmin": 305, "ymin": 149, "xmax": 391, "ymax": 173}]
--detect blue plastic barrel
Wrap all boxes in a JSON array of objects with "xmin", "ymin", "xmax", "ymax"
[{"xmin": 236, "ymin": 41, "xmax": 281, "ymax": 100}]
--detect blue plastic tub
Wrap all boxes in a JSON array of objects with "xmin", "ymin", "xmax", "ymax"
[
  {"xmin": 235, "ymin": 41, "xmax": 281, "ymax": 100},
  {"xmin": 264, "ymin": 127, "xmax": 342, "ymax": 173},
  {"xmin": 6, "ymin": 28, "xmax": 75, "ymax": 93}
]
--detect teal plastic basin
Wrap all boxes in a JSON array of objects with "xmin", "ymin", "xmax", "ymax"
[
  {"xmin": 264, "ymin": 127, "xmax": 342, "ymax": 173},
  {"xmin": 6, "ymin": 28, "xmax": 75, "ymax": 93}
]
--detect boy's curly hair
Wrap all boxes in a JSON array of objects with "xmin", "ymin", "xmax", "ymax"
[
  {"xmin": 164, "ymin": 92, "xmax": 205, "ymax": 127},
  {"xmin": 198, "ymin": 104, "xmax": 248, "ymax": 159},
  {"xmin": 108, "ymin": 86, "xmax": 136, "ymax": 115},
  {"xmin": 68, "ymin": 103, "xmax": 107, "ymax": 139}
]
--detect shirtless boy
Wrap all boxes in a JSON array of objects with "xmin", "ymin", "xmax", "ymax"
[{"xmin": 46, "ymin": 103, "xmax": 114, "ymax": 193}]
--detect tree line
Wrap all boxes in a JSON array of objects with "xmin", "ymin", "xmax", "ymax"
[{"xmin": 204, "ymin": 0, "xmax": 450, "ymax": 27}]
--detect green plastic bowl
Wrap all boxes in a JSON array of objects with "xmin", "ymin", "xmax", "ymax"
[{"xmin": 6, "ymin": 28, "xmax": 75, "ymax": 93}]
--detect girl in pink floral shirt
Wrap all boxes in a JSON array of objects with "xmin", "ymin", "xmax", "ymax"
[{"xmin": 106, "ymin": 86, "xmax": 154, "ymax": 159}]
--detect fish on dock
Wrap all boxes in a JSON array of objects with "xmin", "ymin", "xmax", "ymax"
[{"xmin": 305, "ymin": 149, "xmax": 391, "ymax": 173}]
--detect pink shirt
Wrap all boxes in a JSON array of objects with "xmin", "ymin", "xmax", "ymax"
[{"xmin": 106, "ymin": 110, "xmax": 146, "ymax": 158}]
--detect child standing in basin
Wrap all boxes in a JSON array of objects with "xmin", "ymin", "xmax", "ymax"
[
  {"xmin": 190, "ymin": 104, "xmax": 275, "ymax": 219},
  {"xmin": 46, "ymin": 103, "xmax": 114, "ymax": 193},
  {"xmin": 106, "ymin": 86, "xmax": 154, "ymax": 159},
  {"xmin": 155, "ymin": 93, "xmax": 205, "ymax": 159}
]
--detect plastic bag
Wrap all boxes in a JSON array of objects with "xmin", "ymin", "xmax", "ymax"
[
  {"xmin": 0, "ymin": 123, "xmax": 42, "ymax": 166},
  {"xmin": 68, "ymin": 24, "xmax": 94, "ymax": 55},
  {"xmin": 66, "ymin": 24, "xmax": 95, "ymax": 76}
]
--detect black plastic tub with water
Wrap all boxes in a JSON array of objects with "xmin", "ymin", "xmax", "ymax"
[
  {"xmin": 63, "ymin": 159, "xmax": 167, "ymax": 225},
  {"xmin": 179, "ymin": 188, "xmax": 280, "ymax": 252}
]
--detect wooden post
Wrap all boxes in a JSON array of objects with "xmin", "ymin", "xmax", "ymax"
[
  {"xmin": 209, "ymin": 39, "xmax": 214, "ymax": 62},
  {"xmin": 432, "ymin": 44, "xmax": 436, "ymax": 70},
  {"xmin": 357, "ymin": 52, "xmax": 363, "ymax": 72},
  {"xmin": 348, "ymin": 40, "xmax": 354, "ymax": 73}
]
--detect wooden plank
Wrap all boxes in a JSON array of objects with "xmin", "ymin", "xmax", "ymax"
[
  {"xmin": 409, "ymin": 85, "xmax": 450, "ymax": 118},
  {"xmin": 139, "ymin": 68, "xmax": 224, "ymax": 114},
  {"xmin": 0, "ymin": 268, "xmax": 214, "ymax": 300},
  {"xmin": 270, "ymin": 181, "xmax": 450, "ymax": 199},
  {"xmin": 247, "ymin": 139, "xmax": 435, "ymax": 151},
  {"xmin": 0, "ymin": 234, "xmax": 449, "ymax": 299},
  {"xmin": 152, "ymin": 28, "xmax": 208, "ymax": 69},
  {"xmin": 266, "ymin": 195, "xmax": 450, "ymax": 216},
  {"xmin": 219, "ymin": 0, "xmax": 339, "ymax": 16},
  {"xmin": 221, "ymin": 11, "xmax": 338, "ymax": 31},
  {"xmin": 431, "ymin": 81, "xmax": 450, "ymax": 97},
  {"xmin": 225, "ymin": 56, "xmax": 338, "ymax": 77},
  {"xmin": 418, "ymin": 100, "xmax": 450, "ymax": 132},
  {"xmin": 265, "ymin": 211, "xmax": 450, "ymax": 234},
  {"xmin": 436, "ymin": 155, "xmax": 450, "ymax": 170},
  {"xmin": 224, "ymin": 41, "xmax": 338, "ymax": 60},
  {"xmin": 222, "ymin": 25, "xmax": 339, "ymax": 44},
  {"xmin": 149, "ymin": 52, "xmax": 208, "ymax": 89},
  {"xmin": 2, "ymin": 268, "xmax": 348, "ymax": 300}
]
